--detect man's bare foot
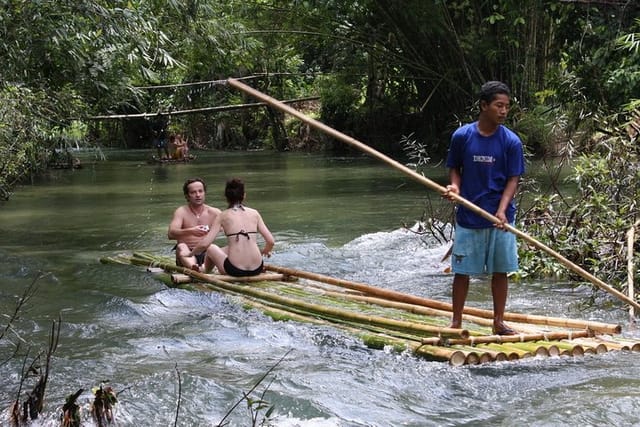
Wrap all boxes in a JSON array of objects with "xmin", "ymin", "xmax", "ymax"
[
  {"xmin": 493, "ymin": 323, "xmax": 517, "ymax": 335},
  {"xmin": 448, "ymin": 322, "xmax": 462, "ymax": 329}
]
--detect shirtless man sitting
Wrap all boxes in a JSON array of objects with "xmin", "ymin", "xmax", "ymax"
[{"xmin": 168, "ymin": 178, "xmax": 221, "ymax": 272}]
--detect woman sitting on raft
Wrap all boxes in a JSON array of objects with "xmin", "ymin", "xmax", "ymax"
[{"xmin": 190, "ymin": 178, "xmax": 275, "ymax": 277}]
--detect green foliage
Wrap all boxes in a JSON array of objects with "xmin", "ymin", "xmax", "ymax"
[
  {"xmin": 511, "ymin": 105, "xmax": 567, "ymax": 157},
  {"xmin": 550, "ymin": 8, "xmax": 640, "ymax": 113},
  {"xmin": 518, "ymin": 112, "xmax": 639, "ymax": 293},
  {"xmin": 0, "ymin": 1, "xmax": 182, "ymax": 112},
  {"xmin": 1, "ymin": 0, "xmax": 639, "ymax": 196},
  {"xmin": 316, "ymin": 75, "xmax": 360, "ymax": 130},
  {"xmin": 0, "ymin": 86, "xmax": 52, "ymax": 197}
]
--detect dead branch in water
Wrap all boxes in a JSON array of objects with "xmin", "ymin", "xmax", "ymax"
[
  {"xmin": 0, "ymin": 273, "xmax": 47, "ymax": 367},
  {"xmin": 9, "ymin": 315, "xmax": 61, "ymax": 426},
  {"xmin": 215, "ymin": 349, "xmax": 292, "ymax": 427},
  {"xmin": 91, "ymin": 383, "xmax": 118, "ymax": 427}
]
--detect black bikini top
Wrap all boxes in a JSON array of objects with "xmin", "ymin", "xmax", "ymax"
[{"xmin": 226, "ymin": 229, "xmax": 257, "ymax": 241}]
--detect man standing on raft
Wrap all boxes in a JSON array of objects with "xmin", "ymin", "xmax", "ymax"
[
  {"xmin": 168, "ymin": 178, "xmax": 221, "ymax": 272},
  {"xmin": 443, "ymin": 81, "xmax": 525, "ymax": 336}
]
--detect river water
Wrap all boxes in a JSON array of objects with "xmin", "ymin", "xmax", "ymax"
[{"xmin": 1, "ymin": 150, "xmax": 639, "ymax": 426}]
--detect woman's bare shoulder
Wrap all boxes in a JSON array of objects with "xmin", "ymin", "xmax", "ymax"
[
  {"xmin": 205, "ymin": 204, "xmax": 222, "ymax": 215},
  {"xmin": 244, "ymin": 206, "xmax": 259, "ymax": 214}
]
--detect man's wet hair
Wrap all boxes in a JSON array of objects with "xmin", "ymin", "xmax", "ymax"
[
  {"xmin": 183, "ymin": 177, "xmax": 207, "ymax": 195},
  {"xmin": 479, "ymin": 81, "xmax": 511, "ymax": 105}
]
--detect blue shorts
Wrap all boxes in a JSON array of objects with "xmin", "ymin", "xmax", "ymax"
[{"xmin": 450, "ymin": 224, "xmax": 518, "ymax": 275}]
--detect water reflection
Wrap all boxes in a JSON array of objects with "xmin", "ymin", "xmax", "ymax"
[{"xmin": 151, "ymin": 164, "xmax": 170, "ymax": 183}]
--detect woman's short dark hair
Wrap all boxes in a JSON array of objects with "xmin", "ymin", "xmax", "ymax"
[
  {"xmin": 479, "ymin": 81, "xmax": 511, "ymax": 105},
  {"xmin": 225, "ymin": 178, "xmax": 245, "ymax": 207},
  {"xmin": 183, "ymin": 177, "xmax": 206, "ymax": 195}
]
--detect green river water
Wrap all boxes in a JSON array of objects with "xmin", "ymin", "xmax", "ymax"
[{"xmin": 1, "ymin": 149, "xmax": 639, "ymax": 426}]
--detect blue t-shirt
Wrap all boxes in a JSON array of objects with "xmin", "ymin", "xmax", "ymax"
[{"xmin": 446, "ymin": 122, "xmax": 525, "ymax": 228}]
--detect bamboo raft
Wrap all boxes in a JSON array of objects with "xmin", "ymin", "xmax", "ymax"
[
  {"xmin": 148, "ymin": 154, "xmax": 196, "ymax": 164},
  {"xmin": 100, "ymin": 252, "xmax": 640, "ymax": 366}
]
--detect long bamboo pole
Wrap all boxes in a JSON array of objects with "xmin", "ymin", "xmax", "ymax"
[
  {"xmin": 226, "ymin": 78, "xmax": 640, "ymax": 312},
  {"xmin": 264, "ymin": 264, "xmax": 621, "ymax": 335},
  {"xmin": 628, "ymin": 219, "xmax": 640, "ymax": 319},
  {"xmin": 86, "ymin": 96, "xmax": 319, "ymax": 120}
]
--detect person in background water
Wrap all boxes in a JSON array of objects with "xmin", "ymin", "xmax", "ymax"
[
  {"xmin": 191, "ymin": 178, "xmax": 275, "ymax": 277},
  {"xmin": 173, "ymin": 133, "xmax": 189, "ymax": 159},
  {"xmin": 152, "ymin": 113, "xmax": 170, "ymax": 159},
  {"xmin": 168, "ymin": 178, "xmax": 221, "ymax": 272},
  {"xmin": 167, "ymin": 134, "xmax": 178, "ymax": 159},
  {"xmin": 442, "ymin": 81, "xmax": 525, "ymax": 335}
]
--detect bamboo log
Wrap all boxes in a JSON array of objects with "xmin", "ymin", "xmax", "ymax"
[
  {"xmin": 315, "ymin": 287, "xmax": 541, "ymax": 336},
  {"xmin": 503, "ymin": 342, "xmax": 550, "ymax": 357},
  {"xmin": 239, "ymin": 297, "xmax": 428, "ymax": 354},
  {"xmin": 460, "ymin": 350, "xmax": 481, "ymax": 365},
  {"xmin": 171, "ymin": 272, "xmax": 287, "ymax": 284},
  {"xmin": 313, "ymin": 289, "xmax": 459, "ymax": 329},
  {"xmin": 266, "ymin": 282, "xmax": 564, "ymax": 365},
  {"xmin": 126, "ymin": 254, "xmax": 476, "ymax": 348},
  {"xmin": 227, "ymin": 78, "xmax": 640, "ymax": 313},
  {"xmin": 606, "ymin": 338, "xmax": 640, "ymax": 352},
  {"xmin": 86, "ymin": 96, "xmax": 320, "ymax": 120},
  {"xmin": 360, "ymin": 333, "xmax": 468, "ymax": 366},
  {"xmin": 207, "ymin": 281, "xmax": 469, "ymax": 338},
  {"xmin": 556, "ymin": 341, "xmax": 585, "ymax": 356},
  {"xmin": 230, "ymin": 295, "xmax": 463, "ymax": 364},
  {"xmin": 476, "ymin": 344, "xmax": 530, "ymax": 361},
  {"xmin": 567, "ymin": 338, "xmax": 608, "ymax": 354},
  {"xmin": 264, "ymin": 264, "xmax": 621, "ymax": 334},
  {"xmin": 592, "ymin": 337, "xmax": 634, "ymax": 352},
  {"xmin": 242, "ymin": 290, "xmax": 449, "ymax": 345},
  {"xmin": 628, "ymin": 220, "xmax": 640, "ymax": 319},
  {"xmin": 414, "ymin": 344, "xmax": 468, "ymax": 366},
  {"xmin": 241, "ymin": 291, "xmax": 452, "ymax": 358},
  {"xmin": 192, "ymin": 277, "xmax": 459, "ymax": 367},
  {"xmin": 125, "ymin": 253, "xmax": 622, "ymax": 342},
  {"xmin": 216, "ymin": 289, "xmax": 331, "ymax": 326},
  {"xmin": 255, "ymin": 285, "xmax": 459, "ymax": 339},
  {"xmin": 534, "ymin": 342, "xmax": 561, "ymax": 357},
  {"xmin": 446, "ymin": 330, "xmax": 590, "ymax": 346},
  {"xmin": 107, "ymin": 252, "xmax": 640, "ymax": 364},
  {"xmin": 126, "ymin": 252, "xmax": 621, "ymax": 335},
  {"xmin": 461, "ymin": 347, "xmax": 509, "ymax": 362},
  {"xmin": 450, "ymin": 346, "xmax": 493, "ymax": 364},
  {"xmin": 486, "ymin": 343, "xmax": 537, "ymax": 358},
  {"xmin": 140, "ymin": 258, "xmax": 470, "ymax": 339},
  {"xmin": 197, "ymin": 270, "xmax": 580, "ymax": 342}
]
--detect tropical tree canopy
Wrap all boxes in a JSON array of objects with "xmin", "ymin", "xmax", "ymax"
[{"xmin": 0, "ymin": 0, "xmax": 638, "ymax": 189}]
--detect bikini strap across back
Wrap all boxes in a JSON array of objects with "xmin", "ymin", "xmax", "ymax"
[{"xmin": 226, "ymin": 229, "xmax": 257, "ymax": 241}]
